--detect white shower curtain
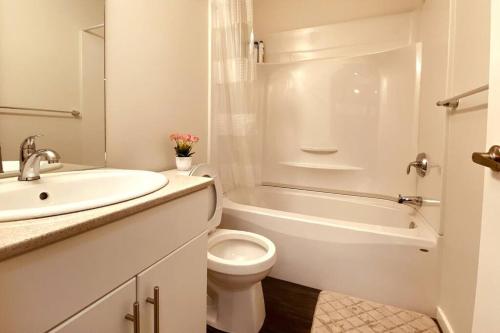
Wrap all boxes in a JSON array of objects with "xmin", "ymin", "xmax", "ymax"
[{"xmin": 211, "ymin": 0, "xmax": 258, "ymax": 192}]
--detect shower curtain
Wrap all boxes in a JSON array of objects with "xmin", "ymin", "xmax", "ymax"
[{"xmin": 211, "ymin": 0, "xmax": 258, "ymax": 192}]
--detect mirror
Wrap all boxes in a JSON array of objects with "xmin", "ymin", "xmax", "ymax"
[{"xmin": 0, "ymin": 0, "xmax": 106, "ymax": 178}]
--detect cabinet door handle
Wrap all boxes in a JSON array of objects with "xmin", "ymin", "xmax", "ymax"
[
  {"xmin": 125, "ymin": 301, "xmax": 141, "ymax": 333},
  {"xmin": 146, "ymin": 286, "xmax": 160, "ymax": 333}
]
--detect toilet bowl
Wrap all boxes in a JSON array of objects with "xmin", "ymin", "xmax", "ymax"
[{"xmin": 190, "ymin": 164, "xmax": 277, "ymax": 333}]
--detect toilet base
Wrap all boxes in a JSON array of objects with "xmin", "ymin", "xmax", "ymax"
[{"xmin": 207, "ymin": 277, "xmax": 266, "ymax": 333}]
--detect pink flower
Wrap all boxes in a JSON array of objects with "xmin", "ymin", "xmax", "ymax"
[{"xmin": 170, "ymin": 133, "xmax": 199, "ymax": 143}]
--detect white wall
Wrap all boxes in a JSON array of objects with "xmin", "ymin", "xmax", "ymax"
[
  {"xmin": 253, "ymin": 0, "xmax": 423, "ymax": 38},
  {"xmin": 105, "ymin": 0, "xmax": 208, "ymax": 171},
  {"xmin": 0, "ymin": 0, "xmax": 104, "ymax": 165},
  {"xmin": 437, "ymin": 0, "xmax": 490, "ymax": 332}
]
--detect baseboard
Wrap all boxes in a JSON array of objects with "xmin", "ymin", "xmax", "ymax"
[{"xmin": 436, "ymin": 306, "xmax": 455, "ymax": 333}]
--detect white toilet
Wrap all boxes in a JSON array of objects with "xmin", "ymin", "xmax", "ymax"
[{"xmin": 190, "ymin": 164, "xmax": 277, "ymax": 333}]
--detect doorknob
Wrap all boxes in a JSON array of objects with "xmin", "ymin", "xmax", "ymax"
[
  {"xmin": 146, "ymin": 286, "xmax": 160, "ymax": 333},
  {"xmin": 472, "ymin": 145, "xmax": 500, "ymax": 171}
]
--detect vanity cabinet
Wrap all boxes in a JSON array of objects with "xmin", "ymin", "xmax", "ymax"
[
  {"xmin": 50, "ymin": 234, "xmax": 207, "ymax": 333},
  {"xmin": 0, "ymin": 188, "xmax": 209, "ymax": 333},
  {"xmin": 49, "ymin": 279, "xmax": 137, "ymax": 333}
]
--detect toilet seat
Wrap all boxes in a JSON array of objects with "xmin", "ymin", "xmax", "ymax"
[{"xmin": 208, "ymin": 229, "xmax": 277, "ymax": 275}]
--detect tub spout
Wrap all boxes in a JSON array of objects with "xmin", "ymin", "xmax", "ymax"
[{"xmin": 398, "ymin": 194, "xmax": 423, "ymax": 207}]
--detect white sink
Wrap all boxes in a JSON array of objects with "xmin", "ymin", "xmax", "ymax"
[{"xmin": 0, "ymin": 169, "xmax": 168, "ymax": 222}]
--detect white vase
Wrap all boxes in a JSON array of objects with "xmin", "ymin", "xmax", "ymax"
[{"xmin": 176, "ymin": 157, "xmax": 193, "ymax": 171}]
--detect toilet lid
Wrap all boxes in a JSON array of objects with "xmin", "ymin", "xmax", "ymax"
[{"xmin": 189, "ymin": 164, "xmax": 223, "ymax": 231}]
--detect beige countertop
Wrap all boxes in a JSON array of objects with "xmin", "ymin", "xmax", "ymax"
[{"xmin": 0, "ymin": 169, "xmax": 212, "ymax": 262}]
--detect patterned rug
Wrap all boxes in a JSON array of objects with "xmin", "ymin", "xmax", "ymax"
[{"xmin": 311, "ymin": 291, "xmax": 440, "ymax": 333}]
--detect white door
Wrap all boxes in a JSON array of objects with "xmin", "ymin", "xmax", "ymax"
[
  {"xmin": 49, "ymin": 278, "xmax": 136, "ymax": 333},
  {"xmin": 471, "ymin": 2, "xmax": 500, "ymax": 331},
  {"xmin": 137, "ymin": 233, "xmax": 208, "ymax": 333}
]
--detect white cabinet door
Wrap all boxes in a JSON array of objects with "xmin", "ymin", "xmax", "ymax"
[
  {"xmin": 138, "ymin": 233, "xmax": 207, "ymax": 333},
  {"xmin": 50, "ymin": 278, "xmax": 136, "ymax": 333}
]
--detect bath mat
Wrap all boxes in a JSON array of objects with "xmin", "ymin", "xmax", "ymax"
[{"xmin": 311, "ymin": 290, "xmax": 440, "ymax": 333}]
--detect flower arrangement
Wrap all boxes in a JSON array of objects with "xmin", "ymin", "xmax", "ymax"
[
  {"xmin": 170, "ymin": 133, "xmax": 199, "ymax": 171},
  {"xmin": 169, "ymin": 133, "xmax": 200, "ymax": 157}
]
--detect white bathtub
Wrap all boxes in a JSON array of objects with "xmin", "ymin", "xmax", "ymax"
[{"xmin": 221, "ymin": 185, "xmax": 440, "ymax": 315}]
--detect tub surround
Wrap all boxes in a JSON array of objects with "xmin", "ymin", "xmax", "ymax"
[
  {"xmin": 0, "ymin": 170, "xmax": 212, "ymax": 261},
  {"xmin": 256, "ymin": 13, "xmax": 422, "ymax": 201}
]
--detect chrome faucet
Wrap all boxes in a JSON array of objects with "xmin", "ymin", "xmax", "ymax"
[
  {"xmin": 398, "ymin": 194, "xmax": 423, "ymax": 208},
  {"xmin": 18, "ymin": 135, "xmax": 60, "ymax": 181}
]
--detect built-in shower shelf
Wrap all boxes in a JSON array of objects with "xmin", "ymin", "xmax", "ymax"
[
  {"xmin": 300, "ymin": 146, "xmax": 338, "ymax": 154},
  {"xmin": 279, "ymin": 161, "xmax": 363, "ymax": 171}
]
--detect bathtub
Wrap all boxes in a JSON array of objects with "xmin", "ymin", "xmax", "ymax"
[{"xmin": 221, "ymin": 185, "xmax": 440, "ymax": 315}]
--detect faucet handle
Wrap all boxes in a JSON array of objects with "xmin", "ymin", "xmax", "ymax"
[
  {"xmin": 21, "ymin": 134, "xmax": 43, "ymax": 147},
  {"xmin": 406, "ymin": 153, "xmax": 428, "ymax": 177},
  {"xmin": 23, "ymin": 134, "xmax": 43, "ymax": 144},
  {"xmin": 19, "ymin": 134, "xmax": 43, "ymax": 163},
  {"xmin": 406, "ymin": 161, "xmax": 419, "ymax": 174}
]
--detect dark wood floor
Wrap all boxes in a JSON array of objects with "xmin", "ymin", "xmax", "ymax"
[{"xmin": 207, "ymin": 277, "xmax": 321, "ymax": 333}]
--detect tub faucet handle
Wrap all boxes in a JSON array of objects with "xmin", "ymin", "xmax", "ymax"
[{"xmin": 406, "ymin": 153, "xmax": 428, "ymax": 177}]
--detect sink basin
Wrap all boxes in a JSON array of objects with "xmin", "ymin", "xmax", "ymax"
[{"xmin": 0, "ymin": 168, "xmax": 168, "ymax": 222}]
